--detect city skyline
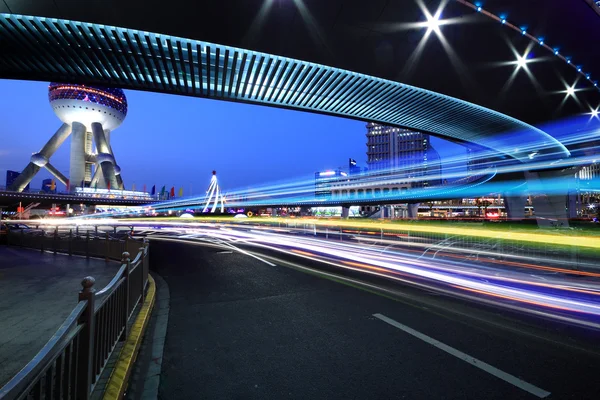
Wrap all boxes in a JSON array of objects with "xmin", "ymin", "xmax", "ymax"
[{"xmin": 0, "ymin": 79, "xmax": 466, "ymax": 195}]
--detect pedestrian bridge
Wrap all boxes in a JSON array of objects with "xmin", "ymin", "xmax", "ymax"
[{"xmin": 0, "ymin": 13, "xmax": 570, "ymax": 163}]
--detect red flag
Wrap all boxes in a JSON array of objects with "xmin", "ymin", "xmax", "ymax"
[
  {"xmin": 170, "ymin": 186, "xmax": 175, "ymax": 198},
  {"xmin": 107, "ymin": 181, "xmax": 111, "ymax": 191},
  {"xmin": 66, "ymin": 179, "xmax": 70, "ymax": 192}
]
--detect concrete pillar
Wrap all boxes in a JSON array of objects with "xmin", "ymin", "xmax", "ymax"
[
  {"xmin": 380, "ymin": 205, "xmax": 392, "ymax": 219},
  {"xmin": 44, "ymin": 162, "xmax": 68, "ymax": 186},
  {"xmin": 9, "ymin": 123, "xmax": 72, "ymax": 192},
  {"xmin": 502, "ymin": 194, "xmax": 527, "ymax": 221},
  {"xmin": 92, "ymin": 122, "xmax": 118, "ymax": 189},
  {"xmin": 341, "ymin": 206, "xmax": 350, "ymax": 219},
  {"xmin": 524, "ymin": 167, "xmax": 579, "ymax": 228},
  {"xmin": 69, "ymin": 122, "xmax": 87, "ymax": 192},
  {"xmin": 105, "ymin": 129, "xmax": 124, "ymax": 189},
  {"xmin": 407, "ymin": 203, "xmax": 419, "ymax": 219}
]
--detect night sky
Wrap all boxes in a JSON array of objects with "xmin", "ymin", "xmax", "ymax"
[{"xmin": 0, "ymin": 79, "xmax": 465, "ymax": 195}]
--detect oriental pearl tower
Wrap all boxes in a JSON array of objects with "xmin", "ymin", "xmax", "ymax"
[{"xmin": 9, "ymin": 83, "xmax": 128, "ymax": 192}]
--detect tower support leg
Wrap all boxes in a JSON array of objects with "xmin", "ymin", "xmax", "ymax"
[
  {"xmin": 92, "ymin": 123, "xmax": 118, "ymax": 189},
  {"xmin": 69, "ymin": 122, "xmax": 86, "ymax": 192},
  {"xmin": 9, "ymin": 123, "xmax": 72, "ymax": 192}
]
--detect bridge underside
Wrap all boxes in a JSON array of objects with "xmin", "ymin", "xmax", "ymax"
[
  {"xmin": 0, "ymin": 191, "xmax": 154, "ymax": 207},
  {"xmin": 0, "ymin": 12, "xmax": 571, "ymax": 164},
  {"xmin": 1, "ymin": 0, "xmax": 598, "ymax": 125}
]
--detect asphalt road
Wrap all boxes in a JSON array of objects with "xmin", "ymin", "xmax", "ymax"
[{"xmin": 149, "ymin": 239, "xmax": 600, "ymax": 400}]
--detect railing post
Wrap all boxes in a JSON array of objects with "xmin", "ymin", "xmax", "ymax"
[
  {"xmin": 69, "ymin": 229, "xmax": 73, "ymax": 256},
  {"xmin": 95, "ymin": 226, "xmax": 98, "ymax": 236},
  {"xmin": 139, "ymin": 246, "xmax": 146, "ymax": 303},
  {"xmin": 120, "ymin": 252, "xmax": 131, "ymax": 341},
  {"xmin": 40, "ymin": 230, "xmax": 44, "ymax": 253},
  {"xmin": 77, "ymin": 276, "xmax": 96, "ymax": 400},
  {"xmin": 105, "ymin": 232, "xmax": 110, "ymax": 262},
  {"xmin": 86, "ymin": 231, "xmax": 90, "ymax": 259},
  {"xmin": 54, "ymin": 227, "xmax": 58, "ymax": 254},
  {"xmin": 113, "ymin": 226, "xmax": 117, "ymax": 234}
]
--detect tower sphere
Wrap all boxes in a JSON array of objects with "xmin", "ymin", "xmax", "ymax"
[{"xmin": 49, "ymin": 83, "xmax": 128, "ymax": 131}]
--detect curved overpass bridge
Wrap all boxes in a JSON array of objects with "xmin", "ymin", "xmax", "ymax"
[
  {"xmin": 1, "ymin": 0, "xmax": 598, "ymax": 125},
  {"xmin": 0, "ymin": 13, "xmax": 569, "ymax": 163},
  {"xmin": 1, "ymin": 1, "xmax": 597, "ymax": 225}
]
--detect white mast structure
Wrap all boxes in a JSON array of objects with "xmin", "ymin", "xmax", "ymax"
[{"xmin": 203, "ymin": 170, "xmax": 225, "ymax": 213}]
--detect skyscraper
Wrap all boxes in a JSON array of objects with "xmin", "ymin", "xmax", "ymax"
[
  {"xmin": 365, "ymin": 123, "xmax": 441, "ymax": 187},
  {"xmin": 6, "ymin": 170, "xmax": 29, "ymax": 192}
]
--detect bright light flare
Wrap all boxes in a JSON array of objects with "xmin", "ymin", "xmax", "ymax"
[
  {"xmin": 424, "ymin": 9, "xmax": 444, "ymax": 35},
  {"xmin": 566, "ymin": 86, "xmax": 576, "ymax": 97},
  {"xmin": 516, "ymin": 54, "xmax": 529, "ymax": 69},
  {"xmin": 415, "ymin": 1, "xmax": 453, "ymax": 40},
  {"xmin": 590, "ymin": 108, "xmax": 599, "ymax": 118}
]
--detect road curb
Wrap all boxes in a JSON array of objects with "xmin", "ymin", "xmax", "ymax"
[{"xmin": 103, "ymin": 274, "xmax": 156, "ymax": 400}]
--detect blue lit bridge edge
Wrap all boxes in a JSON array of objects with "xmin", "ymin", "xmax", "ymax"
[{"xmin": 0, "ymin": 13, "xmax": 570, "ymax": 163}]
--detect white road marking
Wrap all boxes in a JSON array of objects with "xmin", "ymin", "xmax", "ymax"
[
  {"xmin": 222, "ymin": 243, "xmax": 277, "ymax": 267},
  {"xmin": 373, "ymin": 313, "xmax": 551, "ymax": 399}
]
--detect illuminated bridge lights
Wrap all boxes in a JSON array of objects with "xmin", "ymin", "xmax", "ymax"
[
  {"xmin": 0, "ymin": 13, "xmax": 570, "ymax": 163},
  {"xmin": 456, "ymin": 0, "xmax": 598, "ymax": 93}
]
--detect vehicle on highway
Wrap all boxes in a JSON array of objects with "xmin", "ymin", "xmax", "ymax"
[{"xmin": 5, "ymin": 223, "xmax": 31, "ymax": 230}]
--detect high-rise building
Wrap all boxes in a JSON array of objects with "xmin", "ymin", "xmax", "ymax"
[
  {"xmin": 41, "ymin": 178, "xmax": 55, "ymax": 193},
  {"xmin": 365, "ymin": 123, "xmax": 441, "ymax": 187},
  {"xmin": 6, "ymin": 170, "xmax": 29, "ymax": 192}
]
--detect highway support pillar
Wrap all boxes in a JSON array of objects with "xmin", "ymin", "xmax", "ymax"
[
  {"xmin": 524, "ymin": 167, "xmax": 579, "ymax": 228},
  {"xmin": 502, "ymin": 193, "xmax": 527, "ymax": 221},
  {"xmin": 407, "ymin": 202, "xmax": 419, "ymax": 219},
  {"xmin": 341, "ymin": 205, "xmax": 350, "ymax": 219}
]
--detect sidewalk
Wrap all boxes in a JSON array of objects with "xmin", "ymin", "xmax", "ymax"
[{"xmin": 0, "ymin": 246, "xmax": 120, "ymax": 387}]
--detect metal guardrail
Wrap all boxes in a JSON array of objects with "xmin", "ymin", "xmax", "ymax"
[
  {"xmin": 0, "ymin": 232, "xmax": 149, "ymax": 400},
  {"xmin": 264, "ymin": 220, "xmax": 597, "ymax": 271}
]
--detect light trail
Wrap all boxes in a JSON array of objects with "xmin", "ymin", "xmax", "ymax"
[{"xmin": 130, "ymin": 220, "xmax": 600, "ymax": 329}]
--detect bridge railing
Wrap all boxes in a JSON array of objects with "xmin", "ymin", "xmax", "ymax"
[
  {"xmin": 6, "ymin": 228, "xmax": 142, "ymax": 260},
  {"xmin": 261, "ymin": 220, "xmax": 598, "ymax": 271},
  {"xmin": 0, "ymin": 234, "xmax": 149, "ymax": 400}
]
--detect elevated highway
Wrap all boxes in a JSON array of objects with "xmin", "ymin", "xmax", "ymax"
[
  {"xmin": 0, "ymin": 189, "xmax": 157, "ymax": 207},
  {"xmin": 152, "ymin": 169, "xmax": 497, "ymax": 211}
]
